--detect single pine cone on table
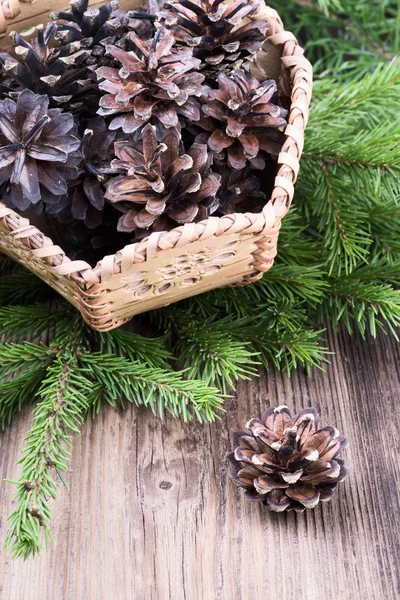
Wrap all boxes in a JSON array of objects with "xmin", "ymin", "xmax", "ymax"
[{"xmin": 229, "ymin": 406, "xmax": 348, "ymax": 511}]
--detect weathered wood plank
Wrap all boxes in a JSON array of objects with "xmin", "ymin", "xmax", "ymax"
[{"xmin": 0, "ymin": 324, "xmax": 399, "ymax": 599}]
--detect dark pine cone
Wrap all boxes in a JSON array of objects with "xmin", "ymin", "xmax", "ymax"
[
  {"xmin": 0, "ymin": 89, "xmax": 80, "ymax": 213},
  {"xmin": 105, "ymin": 123, "xmax": 220, "ymax": 232},
  {"xmin": 67, "ymin": 116, "xmax": 117, "ymax": 228},
  {"xmin": 0, "ymin": 24, "xmax": 95, "ymax": 110},
  {"xmin": 50, "ymin": 0, "xmax": 123, "ymax": 47},
  {"xmin": 200, "ymin": 68, "xmax": 287, "ymax": 170},
  {"xmin": 96, "ymin": 28, "xmax": 204, "ymax": 135},
  {"xmin": 160, "ymin": 0, "xmax": 268, "ymax": 75},
  {"xmin": 216, "ymin": 165, "xmax": 265, "ymax": 215},
  {"xmin": 229, "ymin": 406, "xmax": 348, "ymax": 511}
]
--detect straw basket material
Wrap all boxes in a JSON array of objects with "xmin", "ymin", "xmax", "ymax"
[{"xmin": 0, "ymin": 0, "xmax": 313, "ymax": 332}]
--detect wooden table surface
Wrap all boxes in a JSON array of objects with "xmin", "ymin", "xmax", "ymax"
[{"xmin": 0, "ymin": 323, "xmax": 399, "ymax": 600}]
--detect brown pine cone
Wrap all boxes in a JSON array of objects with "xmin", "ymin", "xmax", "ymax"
[
  {"xmin": 105, "ymin": 123, "xmax": 220, "ymax": 231},
  {"xmin": 160, "ymin": 0, "xmax": 268, "ymax": 75},
  {"xmin": 67, "ymin": 116, "xmax": 117, "ymax": 228},
  {"xmin": 96, "ymin": 28, "xmax": 204, "ymax": 134},
  {"xmin": 0, "ymin": 25, "xmax": 95, "ymax": 109},
  {"xmin": 216, "ymin": 165, "xmax": 265, "ymax": 214},
  {"xmin": 50, "ymin": 0, "xmax": 122, "ymax": 46},
  {"xmin": 200, "ymin": 68, "xmax": 287, "ymax": 169},
  {"xmin": 229, "ymin": 406, "xmax": 348, "ymax": 511},
  {"xmin": 0, "ymin": 89, "xmax": 80, "ymax": 213}
]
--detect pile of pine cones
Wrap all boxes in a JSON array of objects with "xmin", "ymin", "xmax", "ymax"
[{"xmin": 0, "ymin": 0, "xmax": 288, "ymax": 261}]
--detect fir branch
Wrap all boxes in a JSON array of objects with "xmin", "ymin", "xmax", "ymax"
[
  {"xmin": 276, "ymin": 3, "xmax": 399, "ymax": 77},
  {"xmin": 369, "ymin": 202, "xmax": 400, "ymax": 260},
  {"xmin": 4, "ymin": 353, "xmax": 96, "ymax": 559},
  {"xmin": 0, "ymin": 342, "xmax": 55, "ymax": 379},
  {"xmin": 231, "ymin": 321, "xmax": 329, "ymax": 374},
  {"xmin": 78, "ymin": 352, "xmax": 225, "ymax": 423},
  {"xmin": 261, "ymin": 263, "xmax": 328, "ymax": 305},
  {"xmin": 0, "ymin": 343, "xmax": 55, "ymax": 428},
  {"xmin": 0, "ymin": 256, "xmax": 20, "ymax": 275},
  {"xmin": 291, "ymin": 0, "xmax": 395, "ymax": 60},
  {"xmin": 91, "ymin": 327, "xmax": 172, "ymax": 369},
  {"xmin": 321, "ymin": 276, "xmax": 400, "ymax": 338},
  {"xmin": 272, "ymin": 209, "xmax": 323, "ymax": 265},
  {"xmin": 0, "ymin": 305, "xmax": 72, "ymax": 341},
  {"xmin": 165, "ymin": 313, "xmax": 260, "ymax": 393},
  {"xmin": 0, "ymin": 372, "xmax": 45, "ymax": 430},
  {"xmin": 0, "ymin": 272, "xmax": 51, "ymax": 306},
  {"xmin": 309, "ymin": 60, "xmax": 400, "ymax": 123},
  {"xmin": 304, "ymin": 120, "xmax": 400, "ymax": 175},
  {"xmin": 298, "ymin": 160, "xmax": 371, "ymax": 274}
]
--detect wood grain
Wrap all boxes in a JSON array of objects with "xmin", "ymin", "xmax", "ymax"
[{"xmin": 1, "ymin": 323, "xmax": 400, "ymax": 600}]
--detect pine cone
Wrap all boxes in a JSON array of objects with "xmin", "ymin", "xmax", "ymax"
[
  {"xmin": 216, "ymin": 165, "xmax": 265, "ymax": 214},
  {"xmin": 96, "ymin": 28, "xmax": 204, "ymax": 134},
  {"xmin": 105, "ymin": 123, "xmax": 220, "ymax": 231},
  {"xmin": 160, "ymin": 0, "xmax": 268, "ymax": 75},
  {"xmin": 50, "ymin": 0, "xmax": 123, "ymax": 47},
  {"xmin": 67, "ymin": 117, "xmax": 117, "ymax": 228},
  {"xmin": 0, "ymin": 89, "xmax": 80, "ymax": 213},
  {"xmin": 52, "ymin": 203, "xmax": 126, "ymax": 262},
  {"xmin": 200, "ymin": 69, "xmax": 287, "ymax": 169},
  {"xmin": 229, "ymin": 406, "xmax": 348, "ymax": 511},
  {"xmin": 0, "ymin": 25, "xmax": 95, "ymax": 109}
]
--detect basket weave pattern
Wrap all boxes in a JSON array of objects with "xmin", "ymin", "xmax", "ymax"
[{"xmin": 0, "ymin": 3, "xmax": 313, "ymax": 332}]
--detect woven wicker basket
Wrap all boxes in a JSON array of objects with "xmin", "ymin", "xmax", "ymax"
[{"xmin": 0, "ymin": 0, "xmax": 312, "ymax": 332}]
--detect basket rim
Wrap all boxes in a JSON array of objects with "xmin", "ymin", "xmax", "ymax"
[{"xmin": 0, "ymin": 2, "xmax": 313, "ymax": 287}]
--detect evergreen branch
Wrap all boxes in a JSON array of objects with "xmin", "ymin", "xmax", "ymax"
[
  {"xmin": 0, "ymin": 342, "xmax": 54, "ymax": 379},
  {"xmin": 0, "ymin": 343, "xmax": 56, "ymax": 428},
  {"xmin": 4, "ymin": 354, "xmax": 95, "ymax": 559},
  {"xmin": 91, "ymin": 327, "xmax": 172, "ymax": 369},
  {"xmin": 369, "ymin": 203, "xmax": 400, "ymax": 260},
  {"xmin": 78, "ymin": 352, "xmax": 225, "ymax": 423},
  {"xmin": 0, "ymin": 343, "xmax": 55, "ymax": 428},
  {"xmin": 167, "ymin": 314, "xmax": 260, "ymax": 393},
  {"xmin": 309, "ymin": 60, "xmax": 400, "ymax": 121},
  {"xmin": 0, "ymin": 305, "xmax": 72, "ymax": 341},
  {"xmin": 304, "ymin": 120, "xmax": 400, "ymax": 174},
  {"xmin": 0, "ymin": 371, "xmax": 45, "ymax": 430},
  {"xmin": 0, "ymin": 256, "xmax": 20, "ymax": 275},
  {"xmin": 321, "ymin": 277, "xmax": 400, "ymax": 338},
  {"xmin": 289, "ymin": 0, "xmax": 396, "ymax": 60},
  {"xmin": 272, "ymin": 209, "xmax": 323, "ymax": 265},
  {"xmin": 261, "ymin": 263, "xmax": 328, "ymax": 305},
  {"xmin": 231, "ymin": 323, "xmax": 329, "ymax": 374},
  {"xmin": 298, "ymin": 161, "xmax": 371, "ymax": 274},
  {"xmin": 0, "ymin": 273, "xmax": 51, "ymax": 306},
  {"xmin": 276, "ymin": 3, "xmax": 399, "ymax": 77}
]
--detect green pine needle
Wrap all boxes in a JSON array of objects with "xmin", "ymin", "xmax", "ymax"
[{"xmin": 78, "ymin": 352, "xmax": 225, "ymax": 422}]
